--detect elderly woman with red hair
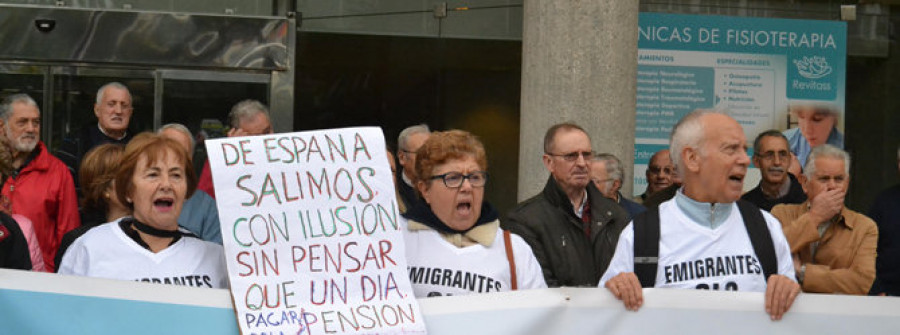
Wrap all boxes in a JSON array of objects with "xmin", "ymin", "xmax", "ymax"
[
  {"xmin": 58, "ymin": 133, "xmax": 227, "ymax": 288},
  {"xmin": 402, "ymin": 130, "xmax": 545, "ymax": 297}
]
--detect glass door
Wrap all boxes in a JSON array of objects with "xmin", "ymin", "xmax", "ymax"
[
  {"xmin": 159, "ymin": 70, "xmax": 270, "ymax": 172},
  {"xmin": 49, "ymin": 66, "xmax": 156, "ymax": 151}
]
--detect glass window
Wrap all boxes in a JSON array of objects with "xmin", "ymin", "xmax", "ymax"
[
  {"xmin": 50, "ymin": 68, "xmax": 155, "ymax": 152},
  {"xmin": 161, "ymin": 75, "xmax": 268, "ymax": 173}
]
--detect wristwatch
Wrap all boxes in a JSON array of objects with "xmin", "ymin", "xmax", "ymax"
[{"xmin": 797, "ymin": 264, "xmax": 806, "ymax": 285}]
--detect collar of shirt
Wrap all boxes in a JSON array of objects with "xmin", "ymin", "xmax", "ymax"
[
  {"xmin": 574, "ymin": 189, "xmax": 588, "ymax": 219},
  {"xmin": 98, "ymin": 123, "xmax": 127, "ymax": 141},
  {"xmin": 402, "ymin": 171, "xmax": 414, "ymax": 187},
  {"xmin": 674, "ymin": 188, "xmax": 734, "ymax": 230}
]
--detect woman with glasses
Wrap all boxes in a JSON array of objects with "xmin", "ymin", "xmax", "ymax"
[{"xmin": 401, "ymin": 130, "xmax": 546, "ymax": 297}]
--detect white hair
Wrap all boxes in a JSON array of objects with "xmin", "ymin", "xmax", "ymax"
[
  {"xmin": 804, "ymin": 144, "xmax": 850, "ymax": 179},
  {"xmin": 0, "ymin": 94, "xmax": 39, "ymax": 121},
  {"xmin": 158, "ymin": 123, "xmax": 195, "ymax": 152},
  {"xmin": 669, "ymin": 109, "xmax": 718, "ymax": 176},
  {"xmin": 228, "ymin": 100, "xmax": 270, "ymax": 129},
  {"xmin": 398, "ymin": 124, "xmax": 431, "ymax": 151},
  {"xmin": 593, "ymin": 153, "xmax": 624, "ymax": 182},
  {"xmin": 95, "ymin": 82, "xmax": 132, "ymax": 105}
]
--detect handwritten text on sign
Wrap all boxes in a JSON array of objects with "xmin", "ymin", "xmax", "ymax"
[{"xmin": 206, "ymin": 127, "xmax": 425, "ymax": 335}]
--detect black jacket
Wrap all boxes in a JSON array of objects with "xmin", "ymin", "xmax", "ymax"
[
  {"xmin": 741, "ymin": 173, "xmax": 807, "ymax": 211},
  {"xmin": 0, "ymin": 212, "xmax": 32, "ymax": 270},
  {"xmin": 396, "ymin": 167, "xmax": 423, "ymax": 214},
  {"xmin": 55, "ymin": 125, "xmax": 133, "ymax": 194},
  {"xmin": 502, "ymin": 176, "xmax": 628, "ymax": 287}
]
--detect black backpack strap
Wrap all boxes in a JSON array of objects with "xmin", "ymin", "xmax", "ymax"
[
  {"xmin": 632, "ymin": 207, "xmax": 660, "ymax": 288},
  {"xmin": 736, "ymin": 200, "xmax": 777, "ymax": 281}
]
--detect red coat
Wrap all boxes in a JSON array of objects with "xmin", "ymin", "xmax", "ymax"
[
  {"xmin": 197, "ymin": 160, "xmax": 216, "ymax": 199},
  {"xmin": 2, "ymin": 142, "xmax": 80, "ymax": 271}
]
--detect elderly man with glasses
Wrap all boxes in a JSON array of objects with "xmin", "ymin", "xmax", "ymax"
[
  {"xmin": 742, "ymin": 130, "xmax": 807, "ymax": 211},
  {"xmin": 503, "ymin": 123, "xmax": 628, "ymax": 287}
]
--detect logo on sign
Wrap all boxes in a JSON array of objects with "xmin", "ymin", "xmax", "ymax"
[{"xmin": 793, "ymin": 56, "xmax": 832, "ymax": 79}]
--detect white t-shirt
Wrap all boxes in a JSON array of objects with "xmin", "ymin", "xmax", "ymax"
[
  {"xmin": 404, "ymin": 227, "xmax": 547, "ymax": 298},
  {"xmin": 58, "ymin": 220, "xmax": 228, "ymax": 289},
  {"xmin": 599, "ymin": 200, "xmax": 795, "ymax": 292}
]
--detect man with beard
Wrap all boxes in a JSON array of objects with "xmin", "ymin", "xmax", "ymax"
[
  {"xmin": 742, "ymin": 130, "xmax": 807, "ymax": 211},
  {"xmin": 0, "ymin": 94, "xmax": 80, "ymax": 272},
  {"xmin": 504, "ymin": 123, "xmax": 628, "ymax": 287},
  {"xmin": 634, "ymin": 149, "xmax": 674, "ymax": 204},
  {"xmin": 56, "ymin": 82, "xmax": 135, "ymax": 192}
]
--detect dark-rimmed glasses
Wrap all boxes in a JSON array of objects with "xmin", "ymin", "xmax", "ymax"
[{"xmin": 429, "ymin": 171, "xmax": 488, "ymax": 188}]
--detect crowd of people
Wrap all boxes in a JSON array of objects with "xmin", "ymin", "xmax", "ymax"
[{"xmin": 1, "ymin": 83, "xmax": 899, "ymax": 321}]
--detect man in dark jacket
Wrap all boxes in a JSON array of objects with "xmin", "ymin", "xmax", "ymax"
[
  {"xmin": 503, "ymin": 123, "xmax": 628, "ymax": 287},
  {"xmin": 396, "ymin": 124, "xmax": 431, "ymax": 213},
  {"xmin": 741, "ymin": 130, "xmax": 807, "ymax": 211},
  {"xmin": 55, "ymin": 82, "xmax": 135, "ymax": 193}
]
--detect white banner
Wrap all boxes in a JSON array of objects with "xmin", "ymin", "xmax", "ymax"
[
  {"xmin": 205, "ymin": 127, "xmax": 425, "ymax": 335},
  {"xmin": 2, "ymin": 270, "xmax": 900, "ymax": 334}
]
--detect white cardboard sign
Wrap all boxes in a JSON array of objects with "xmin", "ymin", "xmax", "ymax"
[{"xmin": 206, "ymin": 127, "xmax": 426, "ymax": 335}]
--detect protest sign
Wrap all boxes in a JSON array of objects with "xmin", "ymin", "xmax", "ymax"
[{"xmin": 206, "ymin": 127, "xmax": 426, "ymax": 335}]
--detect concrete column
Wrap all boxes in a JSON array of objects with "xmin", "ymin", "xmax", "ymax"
[{"xmin": 517, "ymin": 0, "xmax": 640, "ymax": 201}]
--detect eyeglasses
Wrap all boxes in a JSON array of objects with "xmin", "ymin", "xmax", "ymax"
[
  {"xmin": 546, "ymin": 151, "xmax": 595, "ymax": 162},
  {"xmin": 429, "ymin": 171, "xmax": 488, "ymax": 188},
  {"xmin": 647, "ymin": 165, "xmax": 673, "ymax": 175},
  {"xmin": 756, "ymin": 150, "xmax": 791, "ymax": 162}
]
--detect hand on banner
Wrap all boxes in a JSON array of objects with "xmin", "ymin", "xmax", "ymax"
[
  {"xmin": 765, "ymin": 274, "xmax": 800, "ymax": 321},
  {"xmin": 605, "ymin": 272, "xmax": 643, "ymax": 311}
]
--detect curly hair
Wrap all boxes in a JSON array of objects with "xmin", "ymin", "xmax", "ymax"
[{"xmin": 414, "ymin": 130, "xmax": 487, "ymax": 187}]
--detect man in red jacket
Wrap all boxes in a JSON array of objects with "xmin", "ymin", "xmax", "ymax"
[{"xmin": 0, "ymin": 94, "xmax": 80, "ymax": 272}]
